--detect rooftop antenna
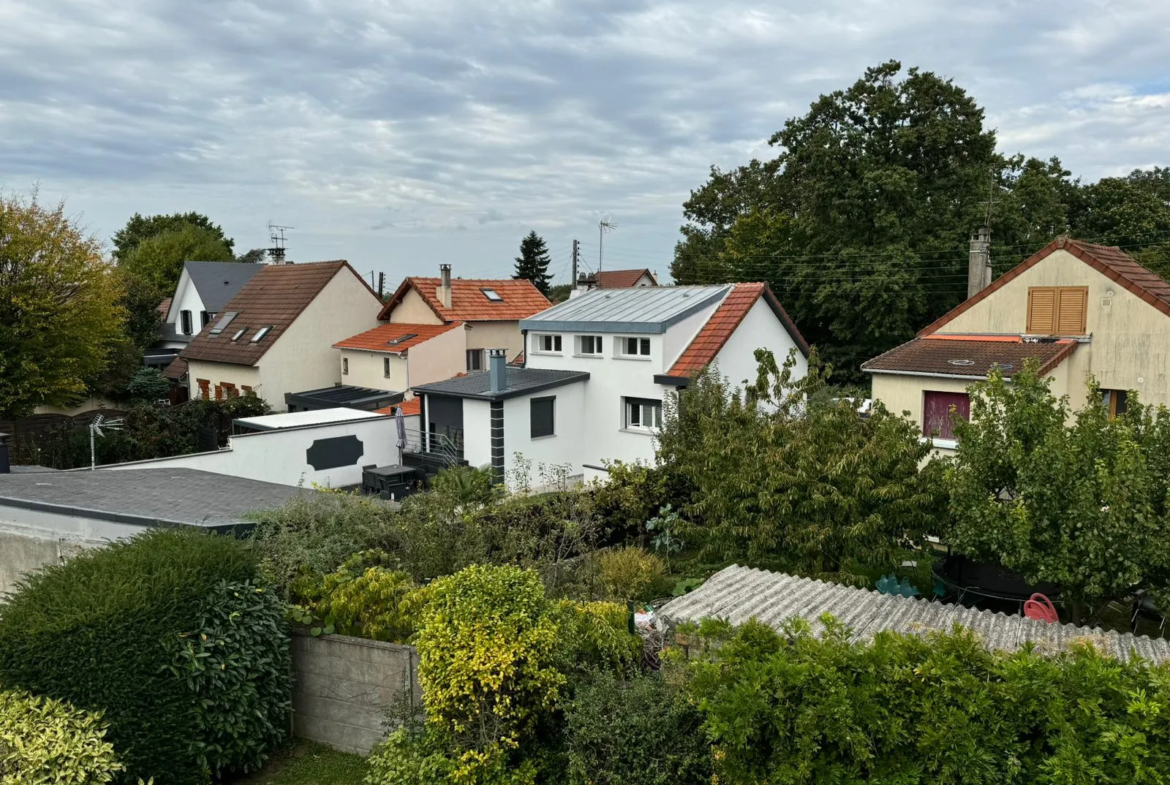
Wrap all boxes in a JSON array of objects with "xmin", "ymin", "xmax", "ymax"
[
  {"xmin": 267, "ymin": 221, "xmax": 294, "ymax": 264},
  {"xmin": 598, "ymin": 216, "xmax": 616, "ymax": 273},
  {"xmin": 89, "ymin": 414, "xmax": 124, "ymax": 471}
]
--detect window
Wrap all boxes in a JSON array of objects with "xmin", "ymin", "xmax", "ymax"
[
  {"xmin": 536, "ymin": 334, "xmax": 562, "ymax": 353},
  {"xmin": 620, "ymin": 337, "xmax": 651, "ymax": 357},
  {"xmin": 1102, "ymin": 389, "xmax": 1128, "ymax": 418},
  {"xmin": 578, "ymin": 335, "xmax": 603, "ymax": 355},
  {"xmin": 531, "ymin": 396, "xmax": 555, "ymax": 438},
  {"xmin": 230, "ymin": 327, "xmax": 247, "ymax": 342},
  {"xmin": 343, "ymin": 357, "xmax": 349, "ymax": 375},
  {"xmin": 384, "ymin": 357, "xmax": 392, "ymax": 377},
  {"xmin": 180, "ymin": 310, "xmax": 193, "ymax": 336},
  {"xmin": 387, "ymin": 333, "xmax": 417, "ymax": 346},
  {"xmin": 481, "ymin": 288, "xmax": 503, "ymax": 302},
  {"xmin": 209, "ymin": 311, "xmax": 238, "ymax": 335},
  {"xmin": 923, "ymin": 391, "xmax": 970, "ymax": 440},
  {"xmin": 467, "ymin": 349, "xmax": 483, "ymax": 371},
  {"xmin": 1027, "ymin": 287, "xmax": 1088, "ymax": 335},
  {"xmin": 200, "ymin": 311, "xmax": 211, "ymax": 327},
  {"xmin": 624, "ymin": 398, "xmax": 662, "ymax": 430},
  {"xmin": 251, "ymin": 326, "xmax": 272, "ymax": 343}
]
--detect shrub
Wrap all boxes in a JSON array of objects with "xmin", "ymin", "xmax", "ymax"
[
  {"xmin": 0, "ymin": 529, "xmax": 287, "ymax": 784},
  {"xmin": 366, "ymin": 719, "xmax": 456, "ymax": 785},
  {"xmin": 565, "ymin": 674, "xmax": 711, "ymax": 785},
  {"xmin": 0, "ymin": 688, "xmax": 123, "ymax": 784},
  {"xmin": 293, "ymin": 551, "xmax": 420, "ymax": 641},
  {"xmin": 556, "ymin": 601, "xmax": 644, "ymax": 678},
  {"xmin": 597, "ymin": 547, "xmax": 667, "ymax": 603},
  {"xmin": 590, "ymin": 462, "xmax": 691, "ymax": 542}
]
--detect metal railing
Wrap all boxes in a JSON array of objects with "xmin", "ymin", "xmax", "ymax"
[{"xmin": 403, "ymin": 427, "xmax": 463, "ymax": 466}]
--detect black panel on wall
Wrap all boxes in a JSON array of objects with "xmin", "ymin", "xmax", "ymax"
[{"xmin": 306, "ymin": 435, "xmax": 365, "ymax": 471}]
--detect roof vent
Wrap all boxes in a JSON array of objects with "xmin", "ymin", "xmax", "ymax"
[
  {"xmin": 989, "ymin": 362, "xmax": 1013, "ymax": 371},
  {"xmin": 948, "ymin": 359, "xmax": 975, "ymax": 366}
]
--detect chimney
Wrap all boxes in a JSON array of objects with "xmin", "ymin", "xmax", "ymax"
[
  {"xmin": 488, "ymin": 349, "xmax": 507, "ymax": 393},
  {"xmin": 438, "ymin": 264, "xmax": 452, "ymax": 309},
  {"xmin": 0, "ymin": 433, "xmax": 9, "ymax": 474},
  {"xmin": 968, "ymin": 226, "xmax": 991, "ymax": 299}
]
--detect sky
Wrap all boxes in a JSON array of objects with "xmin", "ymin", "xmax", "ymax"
[{"xmin": 2, "ymin": 0, "xmax": 1169, "ymax": 287}]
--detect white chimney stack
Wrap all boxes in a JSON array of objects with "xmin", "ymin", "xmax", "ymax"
[{"xmin": 439, "ymin": 264, "xmax": 452, "ymax": 309}]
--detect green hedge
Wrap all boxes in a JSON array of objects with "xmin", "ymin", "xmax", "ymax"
[
  {"xmin": 0, "ymin": 688, "xmax": 122, "ymax": 784},
  {"xmin": 0, "ymin": 529, "xmax": 289, "ymax": 784},
  {"xmin": 680, "ymin": 617, "xmax": 1170, "ymax": 785}
]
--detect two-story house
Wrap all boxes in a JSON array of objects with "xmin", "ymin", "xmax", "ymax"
[
  {"xmin": 178, "ymin": 261, "xmax": 389, "ymax": 411},
  {"xmin": 409, "ymin": 283, "xmax": 809, "ymax": 486},
  {"xmin": 150, "ymin": 261, "xmax": 264, "ymax": 371},
  {"xmin": 863, "ymin": 237, "xmax": 1170, "ymax": 451}
]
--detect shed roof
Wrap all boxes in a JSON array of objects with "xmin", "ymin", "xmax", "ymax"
[
  {"xmin": 660, "ymin": 565, "xmax": 1170, "ymax": 663},
  {"xmin": 862, "ymin": 335, "xmax": 1079, "ymax": 379},
  {"xmin": 520, "ymin": 285, "xmax": 732, "ymax": 334},
  {"xmin": 414, "ymin": 368, "xmax": 589, "ymax": 401}
]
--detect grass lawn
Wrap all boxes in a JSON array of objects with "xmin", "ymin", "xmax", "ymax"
[{"xmin": 231, "ymin": 741, "xmax": 368, "ymax": 785}]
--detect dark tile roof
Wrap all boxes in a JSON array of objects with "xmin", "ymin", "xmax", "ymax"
[
  {"xmin": 181, "ymin": 261, "xmax": 376, "ymax": 367},
  {"xmin": 162, "ymin": 356, "xmax": 188, "ymax": 381},
  {"xmin": 921, "ymin": 237, "xmax": 1170, "ymax": 336},
  {"xmin": 594, "ymin": 269, "xmax": 658, "ymax": 288},
  {"xmin": 181, "ymin": 261, "xmax": 265, "ymax": 314},
  {"xmin": 414, "ymin": 368, "xmax": 589, "ymax": 401},
  {"xmin": 379, "ymin": 276, "xmax": 551, "ymax": 322},
  {"xmin": 862, "ymin": 336, "xmax": 1079, "ymax": 378},
  {"xmin": 334, "ymin": 321, "xmax": 462, "ymax": 353},
  {"xmin": 0, "ymin": 467, "xmax": 313, "ymax": 529}
]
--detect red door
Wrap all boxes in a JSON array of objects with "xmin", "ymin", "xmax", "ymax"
[{"xmin": 923, "ymin": 391, "xmax": 970, "ymax": 440}]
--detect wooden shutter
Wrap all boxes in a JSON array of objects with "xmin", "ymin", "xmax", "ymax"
[
  {"xmin": 923, "ymin": 392, "xmax": 971, "ymax": 440},
  {"xmin": 1056, "ymin": 287, "xmax": 1088, "ymax": 334},
  {"xmin": 1027, "ymin": 288, "xmax": 1057, "ymax": 334}
]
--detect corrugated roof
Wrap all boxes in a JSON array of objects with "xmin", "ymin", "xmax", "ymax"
[
  {"xmin": 181, "ymin": 261, "xmax": 265, "ymax": 314},
  {"xmin": 414, "ymin": 368, "xmax": 589, "ymax": 401},
  {"xmin": 660, "ymin": 565, "xmax": 1170, "ymax": 663},
  {"xmin": 862, "ymin": 336, "xmax": 1079, "ymax": 378},
  {"xmin": 520, "ymin": 285, "xmax": 732, "ymax": 334},
  {"xmin": 334, "ymin": 322, "xmax": 462, "ymax": 353},
  {"xmin": 594, "ymin": 269, "xmax": 658, "ymax": 288},
  {"xmin": 379, "ymin": 276, "xmax": 551, "ymax": 322}
]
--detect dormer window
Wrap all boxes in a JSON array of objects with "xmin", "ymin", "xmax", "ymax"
[{"xmin": 481, "ymin": 288, "xmax": 503, "ymax": 302}]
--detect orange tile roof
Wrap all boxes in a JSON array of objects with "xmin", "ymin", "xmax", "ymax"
[
  {"xmin": 334, "ymin": 322, "xmax": 462, "ymax": 353},
  {"xmin": 594, "ymin": 269, "xmax": 658, "ymax": 288},
  {"xmin": 379, "ymin": 276, "xmax": 551, "ymax": 322},
  {"xmin": 666, "ymin": 283, "xmax": 809, "ymax": 378},
  {"xmin": 375, "ymin": 398, "xmax": 422, "ymax": 416}
]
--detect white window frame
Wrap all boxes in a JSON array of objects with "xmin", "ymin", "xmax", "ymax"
[
  {"xmin": 534, "ymin": 334, "xmax": 563, "ymax": 354},
  {"xmin": 466, "ymin": 349, "xmax": 484, "ymax": 371},
  {"xmin": 624, "ymin": 397, "xmax": 662, "ymax": 432},
  {"xmin": 617, "ymin": 336, "xmax": 651, "ymax": 358},
  {"xmin": 577, "ymin": 335, "xmax": 603, "ymax": 356}
]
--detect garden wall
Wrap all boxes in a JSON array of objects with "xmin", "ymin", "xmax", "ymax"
[{"xmin": 291, "ymin": 631, "xmax": 421, "ymax": 755}]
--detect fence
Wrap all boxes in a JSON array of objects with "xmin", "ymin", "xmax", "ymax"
[{"xmin": 291, "ymin": 631, "xmax": 421, "ymax": 755}]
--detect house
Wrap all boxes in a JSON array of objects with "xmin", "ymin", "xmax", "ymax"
[
  {"xmin": 333, "ymin": 321, "xmax": 467, "ymax": 399},
  {"xmin": 863, "ymin": 237, "xmax": 1170, "ymax": 451},
  {"xmin": 573, "ymin": 268, "xmax": 658, "ymax": 294},
  {"xmin": 178, "ymin": 261, "xmax": 384, "ymax": 411},
  {"xmin": 410, "ymin": 283, "xmax": 809, "ymax": 486},
  {"xmin": 372, "ymin": 264, "xmax": 551, "ymax": 374}
]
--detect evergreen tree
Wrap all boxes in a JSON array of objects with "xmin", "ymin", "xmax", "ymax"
[{"xmin": 513, "ymin": 231, "xmax": 552, "ymax": 297}]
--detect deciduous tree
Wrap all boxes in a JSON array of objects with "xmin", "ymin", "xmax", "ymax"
[
  {"xmin": 119, "ymin": 223, "xmax": 235, "ymax": 293},
  {"xmin": 112, "ymin": 211, "xmax": 234, "ymax": 261}
]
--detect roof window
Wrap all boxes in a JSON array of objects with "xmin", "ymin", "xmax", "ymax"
[
  {"xmin": 481, "ymin": 288, "xmax": 503, "ymax": 302},
  {"xmin": 209, "ymin": 311, "xmax": 238, "ymax": 335},
  {"xmin": 251, "ymin": 326, "xmax": 273, "ymax": 343},
  {"xmin": 230, "ymin": 327, "xmax": 248, "ymax": 342},
  {"xmin": 387, "ymin": 333, "xmax": 418, "ymax": 346}
]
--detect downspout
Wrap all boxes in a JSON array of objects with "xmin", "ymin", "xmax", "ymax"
[{"xmin": 520, "ymin": 329, "xmax": 528, "ymax": 368}]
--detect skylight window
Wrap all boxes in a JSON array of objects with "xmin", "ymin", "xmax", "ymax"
[
  {"xmin": 387, "ymin": 333, "xmax": 418, "ymax": 346},
  {"xmin": 209, "ymin": 311, "xmax": 238, "ymax": 335},
  {"xmin": 251, "ymin": 326, "xmax": 273, "ymax": 343},
  {"xmin": 230, "ymin": 327, "xmax": 248, "ymax": 342},
  {"xmin": 481, "ymin": 288, "xmax": 503, "ymax": 302}
]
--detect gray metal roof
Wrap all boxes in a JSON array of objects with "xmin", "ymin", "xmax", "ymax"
[
  {"xmin": 183, "ymin": 262, "xmax": 265, "ymax": 313},
  {"xmin": 519, "ymin": 285, "xmax": 732, "ymax": 335},
  {"xmin": 414, "ymin": 368, "xmax": 589, "ymax": 401},
  {"xmin": 659, "ymin": 565, "xmax": 1170, "ymax": 663},
  {"xmin": 0, "ymin": 467, "xmax": 314, "ymax": 531}
]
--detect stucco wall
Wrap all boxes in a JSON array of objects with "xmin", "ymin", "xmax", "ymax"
[
  {"xmin": 501, "ymin": 383, "xmax": 587, "ymax": 488},
  {"xmin": 342, "ymin": 350, "xmax": 408, "ymax": 393},
  {"xmin": 713, "ymin": 297, "xmax": 809, "ymax": 390},
  {"xmin": 939, "ymin": 248, "xmax": 1170, "ymax": 407},
  {"xmin": 407, "ymin": 326, "xmax": 469, "ymax": 391},
  {"xmin": 168, "ymin": 268, "xmax": 205, "ymax": 335},
  {"xmin": 662, "ymin": 301, "xmax": 722, "ymax": 373},
  {"xmin": 465, "ymin": 321, "xmax": 525, "ymax": 358},
  {"xmin": 0, "ymin": 512, "xmax": 142, "ymax": 598},
  {"xmin": 387, "ymin": 287, "xmax": 443, "ymax": 325},
  {"xmin": 462, "ymin": 399, "xmax": 493, "ymax": 469},
  {"xmin": 871, "ymin": 374, "xmax": 974, "ymax": 427},
  {"xmin": 185, "ymin": 361, "xmax": 261, "ymax": 401}
]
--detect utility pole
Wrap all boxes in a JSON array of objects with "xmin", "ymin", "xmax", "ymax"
[{"xmin": 571, "ymin": 239, "xmax": 579, "ymax": 287}]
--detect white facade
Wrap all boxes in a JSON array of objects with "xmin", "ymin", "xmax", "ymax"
[{"xmin": 339, "ymin": 325, "xmax": 468, "ymax": 395}]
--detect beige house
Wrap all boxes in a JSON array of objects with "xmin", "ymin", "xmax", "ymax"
[
  {"xmin": 864, "ymin": 237, "xmax": 1170, "ymax": 451},
  {"xmin": 176, "ymin": 261, "xmax": 385, "ymax": 411},
  {"xmin": 334, "ymin": 322, "xmax": 467, "ymax": 397}
]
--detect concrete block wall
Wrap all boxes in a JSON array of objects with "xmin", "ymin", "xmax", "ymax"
[{"xmin": 291, "ymin": 632, "xmax": 421, "ymax": 755}]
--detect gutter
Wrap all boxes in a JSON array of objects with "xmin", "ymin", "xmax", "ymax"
[{"xmin": 863, "ymin": 369, "xmax": 991, "ymax": 381}]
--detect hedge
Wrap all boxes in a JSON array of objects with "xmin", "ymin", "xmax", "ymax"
[
  {"xmin": 0, "ymin": 529, "xmax": 290, "ymax": 784},
  {"xmin": 0, "ymin": 688, "xmax": 122, "ymax": 784}
]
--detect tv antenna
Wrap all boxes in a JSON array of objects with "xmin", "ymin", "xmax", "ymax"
[
  {"xmin": 89, "ymin": 414, "xmax": 124, "ymax": 471},
  {"xmin": 598, "ymin": 216, "xmax": 617, "ymax": 273},
  {"xmin": 267, "ymin": 221, "xmax": 294, "ymax": 263}
]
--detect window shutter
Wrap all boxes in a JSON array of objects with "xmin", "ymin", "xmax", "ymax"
[
  {"xmin": 1027, "ymin": 288, "xmax": 1057, "ymax": 334},
  {"xmin": 1056, "ymin": 287, "xmax": 1087, "ymax": 334}
]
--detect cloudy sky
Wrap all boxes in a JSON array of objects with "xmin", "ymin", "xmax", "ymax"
[{"xmin": 2, "ymin": 0, "xmax": 1169, "ymax": 286}]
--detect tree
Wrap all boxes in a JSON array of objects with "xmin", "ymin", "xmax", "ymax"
[
  {"xmin": 236, "ymin": 248, "xmax": 268, "ymax": 264},
  {"xmin": 944, "ymin": 361, "xmax": 1170, "ymax": 622},
  {"xmin": 112, "ymin": 211, "xmax": 234, "ymax": 262},
  {"xmin": 119, "ymin": 223, "xmax": 235, "ymax": 293},
  {"xmin": 125, "ymin": 368, "xmax": 171, "ymax": 403},
  {"xmin": 1068, "ymin": 176, "xmax": 1170, "ymax": 278},
  {"xmin": 0, "ymin": 192, "xmax": 125, "ymax": 420},
  {"xmin": 513, "ymin": 230, "xmax": 552, "ymax": 296},
  {"xmin": 119, "ymin": 271, "xmax": 165, "ymax": 351}
]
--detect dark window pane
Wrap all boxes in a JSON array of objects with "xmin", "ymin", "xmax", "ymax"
[
  {"xmin": 640, "ymin": 338, "xmax": 650, "ymax": 355},
  {"xmin": 531, "ymin": 397, "xmax": 555, "ymax": 438}
]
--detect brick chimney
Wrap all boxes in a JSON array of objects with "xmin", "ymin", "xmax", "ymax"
[
  {"xmin": 968, "ymin": 226, "xmax": 991, "ymax": 299},
  {"xmin": 488, "ymin": 349, "xmax": 508, "ymax": 394},
  {"xmin": 438, "ymin": 264, "xmax": 452, "ymax": 309}
]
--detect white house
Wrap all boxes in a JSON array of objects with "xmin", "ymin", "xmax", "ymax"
[{"xmin": 410, "ymin": 283, "xmax": 809, "ymax": 487}]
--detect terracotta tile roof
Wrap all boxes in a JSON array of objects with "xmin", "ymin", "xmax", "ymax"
[
  {"xmin": 379, "ymin": 276, "xmax": 551, "ymax": 322},
  {"xmin": 863, "ymin": 336, "xmax": 1079, "ymax": 378},
  {"xmin": 594, "ymin": 269, "xmax": 658, "ymax": 288},
  {"xmin": 921, "ymin": 237, "xmax": 1170, "ymax": 336},
  {"xmin": 334, "ymin": 322, "xmax": 462, "ymax": 353},
  {"xmin": 156, "ymin": 297, "xmax": 172, "ymax": 316},
  {"xmin": 509, "ymin": 350, "xmax": 525, "ymax": 366},
  {"xmin": 374, "ymin": 398, "xmax": 422, "ymax": 416},
  {"xmin": 162, "ymin": 356, "xmax": 187, "ymax": 381},
  {"xmin": 666, "ymin": 283, "xmax": 810, "ymax": 378},
  {"xmin": 181, "ymin": 261, "xmax": 377, "ymax": 366}
]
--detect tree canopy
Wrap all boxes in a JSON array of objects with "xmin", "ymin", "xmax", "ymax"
[
  {"xmin": 513, "ymin": 230, "xmax": 553, "ymax": 296},
  {"xmin": 673, "ymin": 60, "xmax": 1170, "ymax": 380},
  {"xmin": 0, "ymin": 192, "xmax": 125, "ymax": 419},
  {"xmin": 118, "ymin": 223, "xmax": 236, "ymax": 293},
  {"xmin": 111, "ymin": 211, "xmax": 234, "ymax": 262}
]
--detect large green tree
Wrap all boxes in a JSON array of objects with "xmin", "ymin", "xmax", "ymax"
[
  {"xmin": 112, "ymin": 211, "xmax": 234, "ymax": 262},
  {"xmin": 0, "ymin": 192, "xmax": 126, "ymax": 419},
  {"xmin": 118, "ymin": 223, "xmax": 235, "ymax": 294},
  {"xmin": 513, "ymin": 230, "xmax": 553, "ymax": 296}
]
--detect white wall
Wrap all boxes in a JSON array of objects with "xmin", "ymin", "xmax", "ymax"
[
  {"xmin": 105, "ymin": 416, "xmax": 401, "ymax": 488},
  {"xmin": 408, "ymin": 327, "xmax": 469, "ymax": 391},
  {"xmin": 186, "ymin": 361, "xmax": 262, "ymax": 401},
  {"xmin": 662, "ymin": 301, "xmax": 722, "ymax": 372},
  {"xmin": 343, "ymin": 350, "xmax": 409, "ymax": 392},
  {"xmin": 501, "ymin": 383, "xmax": 587, "ymax": 488},
  {"xmin": 168, "ymin": 268, "xmax": 206, "ymax": 336},
  {"xmin": 713, "ymin": 297, "xmax": 809, "ymax": 390},
  {"xmin": 462, "ymin": 399, "xmax": 493, "ymax": 469},
  {"xmin": 388, "ymin": 288, "xmax": 443, "ymax": 324}
]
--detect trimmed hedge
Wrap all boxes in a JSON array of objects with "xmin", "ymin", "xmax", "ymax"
[
  {"xmin": 0, "ymin": 688, "xmax": 122, "ymax": 784},
  {"xmin": 0, "ymin": 529, "xmax": 289, "ymax": 784}
]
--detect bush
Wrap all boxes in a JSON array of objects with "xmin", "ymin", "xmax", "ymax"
[
  {"xmin": 292, "ymin": 551, "xmax": 420, "ymax": 641},
  {"xmin": 565, "ymin": 674, "xmax": 711, "ymax": 785},
  {"xmin": 0, "ymin": 529, "xmax": 288, "ymax": 784},
  {"xmin": 597, "ymin": 547, "xmax": 667, "ymax": 603},
  {"xmin": 679, "ymin": 616, "xmax": 1170, "ymax": 785},
  {"xmin": 0, "ymin": 688, "xmax": 123, "ymax": 784},
  {"xmin": 590, "ymin": 462, "xmax": 691, "ymax": 543}
]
